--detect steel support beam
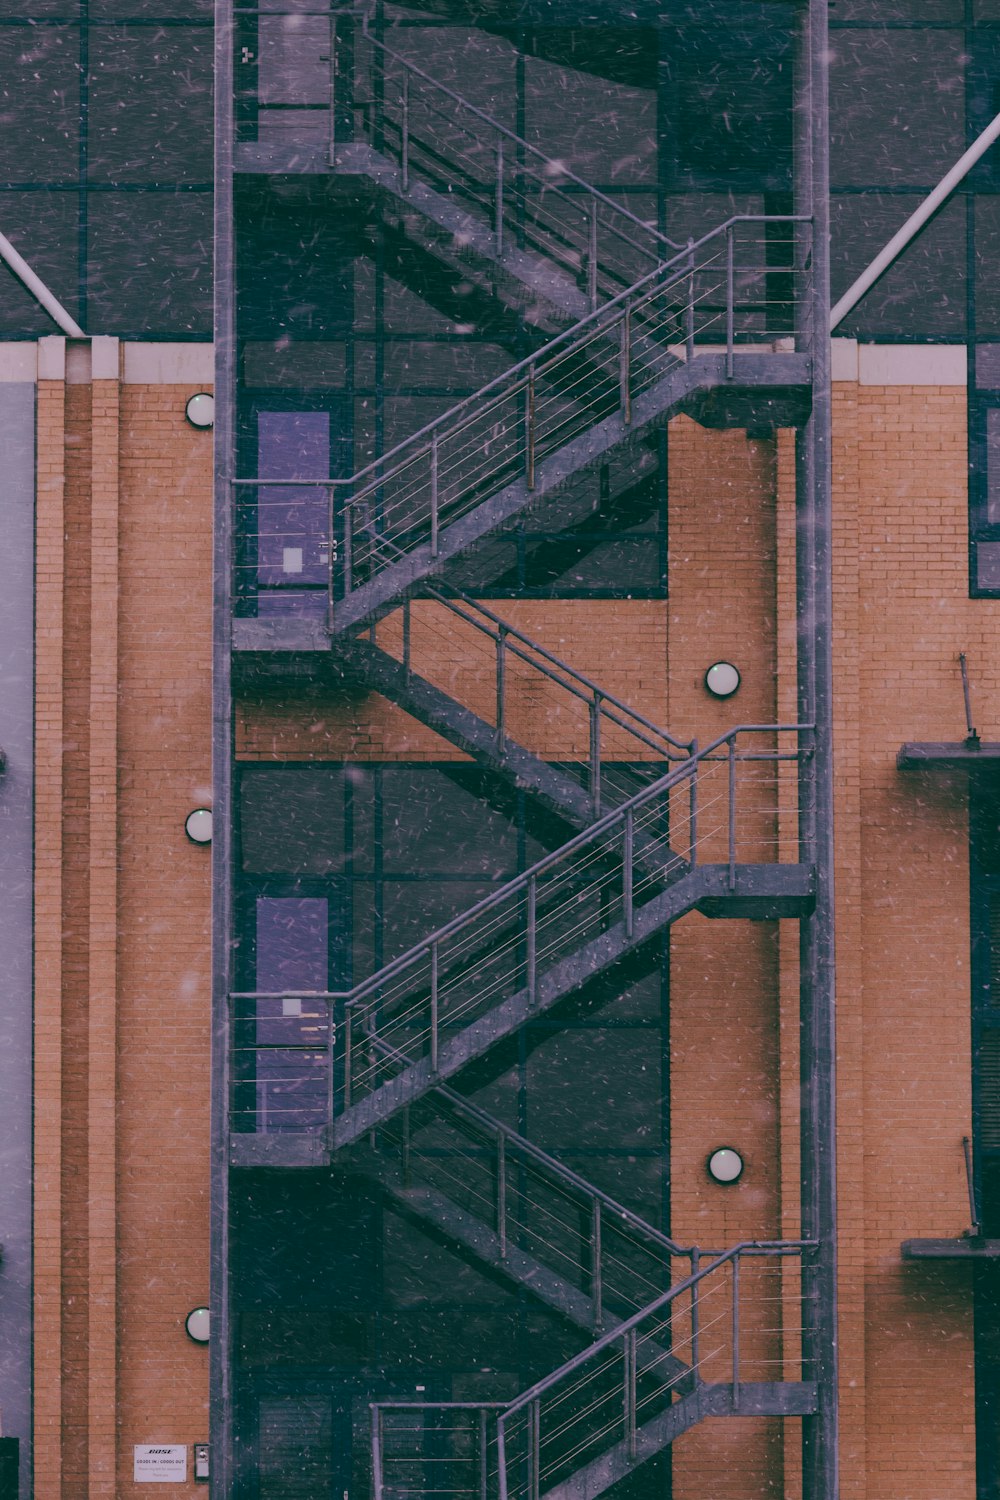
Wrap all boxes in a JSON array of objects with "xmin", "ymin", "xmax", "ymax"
[
  {"xmin": 795, "ymin": 4, "xmax": 838, "ymax": 1500},
  {"xmin": 210, "ymin": 0, "xmax": 236, "ymax": 1493}
]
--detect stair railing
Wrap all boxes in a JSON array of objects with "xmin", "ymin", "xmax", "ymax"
[
  {"xmin": 354, "ymin": 16, "xmax": 676, "ymax": 309},
  {"xmin": 370, "ymin": 580, "xmax": 692, "ymax": 816},
  {"xmin": 370, "ymin": 1083, "xmax": 693, "ymax": 1333},
  {"xmin": 231, "ymin": 214, "xmax": 809, "ymax": 620},
  {"xmin": 229, "ymin": 723, "xmax": 811, "ymax": 1139},
  {"xmin": 370, "ymin": 1240, "xmax": 814, "ymax": 1500}
]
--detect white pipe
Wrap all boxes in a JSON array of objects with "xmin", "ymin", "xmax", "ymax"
[
  {"xmin": 831, "ymin": 109, "xmax": 1000, "ymax": 331},
  {"xmin": 0, "ymin": 230, "xmax": 85, "ymax": 339}
]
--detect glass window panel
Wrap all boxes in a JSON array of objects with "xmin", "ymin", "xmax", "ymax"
[
  {"xmin": 92, "ymin": 0, "xmax": 211, "ymax": 15},
  {"xmin": 253, "ymin": 897, "xmax": 331, "ymax": 1131},
  {"xmin": 0, "ymin": 26, "xmax": 80, "ymax": 184},
  {"xmin": 383, "ymin": 341, "xmax": 512, "ymax": 390},
  {"xmin": 385, "ymin": 27, "xmax": 518, "ymax": 131},
  {"xmin": 831, "ymin": 193, "xmax": 966, "ymax": 339},
  {"xmin": 524, "ymin": 54, "xmax": 656, "ymax": 185},
  {"xmin": 987, "ymin": 410, "xmax": 1000, "ymax": 525},
  {"xmin": 257, "ymin": 411, "xmax": 331, "ymax": 587},
  {"xmin": 977, "ymin": 541, "xmax": 1000, "ymax": 592},
  {"xmin": 830, "ymin": 31, "xmax": 965, "ymax": 187},
  {"xmin": 832, "ymin": 0, "xmax": 962, "ymax": 17},
  {"xmin": 243, "ymin": 342, "xmax": 347, "ymax": 389},
  {"xmin": 525, "ymin": 1030, "xmax": 663, "ymax": 1150},
  {"xmin": 0, "ymin": 192, "xmax": 79, "ymax": 337},
  {"xmin": 978, "ymin": 346, "xmax": 1000, "ymax": 390},
  {"xmin": 522, "ymin": 535, "xmax": 663, "ymax": 594},
  {"xmin": 976, "ymin": 0, "xmax": 1000, "ymax": 17},
  {"xmin": 556, "ymin": 1152, "xmax": 665, "ymax": 1224},
  {"xmin": 87, "ymin": 26, "xmax": 213, "ymax": 183},
  {"xmin": 86, "ymin": 190, "xmax": 212, "ymax": 333},
  {"xmin": 380, "ymin": 880, "xmax": 495, "ymax": 966},
  {"xmin": 976, "ymin": 198, "xmax": 1000, "ymax": 339},
  {"xmin": 240, "ymin": 766, "xmax": 349, "ymax": 875},
  {"xmin": 380, "ymin": 767, "xmax": 521, "ymax": 877}
]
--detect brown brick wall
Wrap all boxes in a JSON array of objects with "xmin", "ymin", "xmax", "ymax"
[{"xmin": 33, "ymin": 359, "xmax": 213, "ymax": 1499}]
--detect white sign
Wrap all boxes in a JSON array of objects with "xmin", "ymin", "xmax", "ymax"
[{"xmin": 134, "ymin": 1446, "xmax": 188, "ymax": 1483}]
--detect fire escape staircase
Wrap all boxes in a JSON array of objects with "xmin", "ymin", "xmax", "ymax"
[{"xmin": 230, "ymin": 23, "xmax": 820, "ymax": 1494}]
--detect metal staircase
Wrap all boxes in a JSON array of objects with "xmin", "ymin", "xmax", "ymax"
[
  {"xmin": 225, "ymin": 16, "xmax": 828, "ymax": 1499},
  {"xmin": 371, "ymin": 1238, "xmax": 817, "ymax": 1500}
]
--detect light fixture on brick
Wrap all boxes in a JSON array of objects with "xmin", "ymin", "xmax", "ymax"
[
  {"xmin": 185, "ymin": 1307, "xmax": 210, "ymax": 1344},
  {"xmin": 185, "ymin": 392, "xmax": 214, "ymax": 429},
  {"xmin": 704, "ymin": 661, "xmax": 741, "ymax": 699},
  {"xmin": 185, "ymin": 808, "xmax": 213, "ymax": 844},
  {"xmin": 706, "ymin": 1147, "xmax": 744, "ymax": 1184}
]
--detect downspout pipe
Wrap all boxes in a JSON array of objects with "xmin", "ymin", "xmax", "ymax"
[
  {"xmin": 0, "ymin": 230, "xmax": 85, "ymax": 339},
  {"xmin": 831, "ymin": 109, "xmax": 1000, "ymax": 330}
]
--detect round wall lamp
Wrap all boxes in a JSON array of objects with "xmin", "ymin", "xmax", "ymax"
[
  {"xmin": 185, "ymin": 808, "xmax": 213, "ymax": 845},
  {"xmin": 704, "ymin": 662, "xmax": 741, "ymax": 699},
  {"xmin": 185, "ymin": 392, "xmax": 215, "ymax": 429},
  {"xmin": 185, "ymin": 1307, "xmax": 211, "ymax": 1344},
  {"xmin": 706, "ymin": 1147, "xmax": 745, "ymax": 1184}
]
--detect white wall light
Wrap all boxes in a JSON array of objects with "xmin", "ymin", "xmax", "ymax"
[
  {"xmin": 704, "ymin": 662, "xmax": 741, "ymax": 699},
  {"xmin": 706, "ymin": 1147, "xmax": 744, "ymax": 1184},
  {"xmin": 185, "ymin": 1307, "xmax": 211, "ymax": 1344},
  {"xmin": 185, "ymin": 393, "xmax": 215, "ymax": 429},
  {"xmin": 185, "ymin": 808, "xmax": 213, "ymax": 845}
]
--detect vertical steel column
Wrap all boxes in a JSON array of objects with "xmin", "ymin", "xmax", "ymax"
[
  {"xmin": 210, "ymin": 0, "xmax": 236, "ymax": 1492},
  {"xmin": 795, "ymin": 3, "xmax": 838, "ymax": 1500}
]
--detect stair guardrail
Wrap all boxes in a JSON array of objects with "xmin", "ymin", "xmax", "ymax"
[
  {"xmin": 232, "ymin": 214, "xmax": 808, "ymax": 623},
  {"xmin": 368, "ymin": 1082, "xmax": 694, "ymax": 1334},
  {"xmin": 369, "ymin": 580, "xmax": 693, "ymax": 816},
  {"xmin": 355, "ymin": 16, "xmax": 676, "ymax": 308},
  {"xmin": 370, "ymin": 1239, "xmax": 814, "ymax": 1500},
  {"xmin": 230, "ymin": 723, "xmax": 811, "ymax": 1141}
]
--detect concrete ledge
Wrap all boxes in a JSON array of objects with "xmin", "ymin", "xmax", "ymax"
[
  {"xmin": 123, "ymin": 342, "xmax": 214, "ymax": 384},
  {"xmin": 857, "ymin": 343, "xmax": 966, "ymax": 387}
]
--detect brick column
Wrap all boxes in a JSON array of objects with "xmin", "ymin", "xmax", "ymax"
[
  {"xmin": 34, "ymin": 337, "xmax": 67, "ymax": 1500},
  {"xmin": 87, "ymin": 337, "xmax": 121, "ymax": 1500}
]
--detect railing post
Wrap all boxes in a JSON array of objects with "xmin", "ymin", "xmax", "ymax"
[
  {"xmin": 343, "ymin": 1002, "xmax": 354, "ymax": 1110},
  {"xmin": 685, "ymin": 238, "xmax": 696, "ymax": 362},
  {"xmin": 496, "ymin": 626, "xmax": 507, "ymax": 749},
  {"xmin": 497, "ymin": 1131, "xmax": 507, "ymax": 1259},
  {"xmin": 587, "ymin": 198, "xmax": 599, "ymax": 312},
  {"xmin": 429, "ymin": 432, "xmax": 440, "ymax": 557},
  {"xmin": 623, "ymin": 809, "xmax": 634, "ymax": 938},
  {"xmin": 478, "ymin": 1408, "xmax": 489, "ymax": 1500},
  {"xmin": 726, "ymin": 224, "xmax": 735, "ymax": 378},
  {"xmin": 690, "ymin": 1247, "xmax": 701, "ymax": 1385},
  {"xmin": 525, "ymin": 365, "xmax": 536, "ymax": 491},
  {"xmin": 430, "ymin": 942, "xmax": 439, "ymax": 1074},
  {"xmin": 530, "ymin": 1400, "xmax": 541, "ymax": 1500},
  {"xmin": 624, "ymin": 1327, "xmax": 637, "ymax": 1461},
  {"xmin": 731, "ymin": 1253, "xmax": 741, "ymax": 1410},
  {"xmin": 402, "ymin": 598, "xmax": 411, "ymax": 678},
  {"xmin": 495, "ymin": 132, "xmax": 505, "ymax": 254},
  {"xmin": 728, "ymin": 735, "xmax": 737, "ymax": 889},
  {"xmin": 589, "ymin": 694, "xmax": 602, "ymax": 818},
  {"xmin": 497, "ymin": 1417, "xmax": 509, "ymax": 1500},
  {"xmin": 372, "ymin": 1406, "xmax": 384, "ymax": 1500},
  {"xmin": 326, "ymin": 1000, "xmax": 335, "ymax": 1134},
  {"xmin": 526, "ymin": 877, "xmax": 537, "ymax": 1008},
  {"xmin": 688, "ymin": 756, "xmax": 698, "ymax": 866},
  {"xmin": 591, "ymin": 1198, "xmax": 603, "ymax": 1331},
  {"xmin": 619, "ymin": 304, "xmax": 632, "ymax": 423},
  {"xmin": 343, "ymin": 500, "xmax": 353, "ymax": 597},
  {"xmin": 400, "ymin": 70, "xmax": 410, "ymax": 191}
]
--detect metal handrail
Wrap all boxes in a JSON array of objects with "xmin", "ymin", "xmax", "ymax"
[
  {"xmin": 370, "ymin": 1239, "xmax": 815, "ymax": 1500},
  {"xmin": 231, "ymin": 721, "xmax": 810, "ymax": 1014},
  {"xmin": 231, "ymin": 213, "xmax": 807, "ymax": 503},
  {"xmin": 358, "ymin": 14, "xmax": 680, "ymax": 255}
]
